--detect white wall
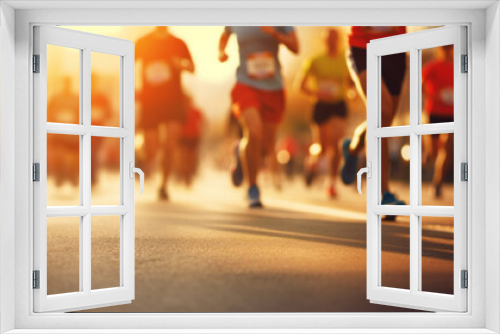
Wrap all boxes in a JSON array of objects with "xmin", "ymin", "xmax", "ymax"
[
  {"xmin": 0, "ymin": 2, "xmax": 16, "ymax": 333},
  {"xmin": 485, "ymin": 2, "xmax": 500, "ymax": 332}
]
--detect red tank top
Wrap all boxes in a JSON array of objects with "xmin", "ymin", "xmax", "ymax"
[{"xmin": 349, "ymin": 26, "xmax": 407, "ymax": 49}]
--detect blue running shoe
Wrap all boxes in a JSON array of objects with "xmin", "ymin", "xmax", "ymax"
[
  {"xmin": 231, "ymin": 142, "xmax": 244, "ymax": 187},
  {"xmin": 381, "ymin": 191, "xmax": 405, "ymax": 221},
  {"xmin": 340, "ymin": 138, "xmax": 358, "ymax": 185},
  {"xmin": 381, "ymin": 191, "xmax": 406, "ymax": 205},
  {"xmin": 248, "ymin": 185, "xmax": 263, "ymax": 208}
]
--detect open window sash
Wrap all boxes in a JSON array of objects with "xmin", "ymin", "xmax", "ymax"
[
  {"xmin": 365, "ymin": 26, "xmax": 467, "ymax": 312},
  {"xmin": 33, "ymin": 26, "xmax": 136, "ymax": 313}
]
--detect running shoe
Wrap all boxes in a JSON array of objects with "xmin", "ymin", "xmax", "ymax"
[
  {"xmin": 328, "ymin": 185, "xmax": 337, "ymax": 199},
  {"xmin": 381, "ymin": 191, "xmax": 406, "ymax": 205},
  {"xmin": 381, "ymin": 191, "xmax": 405, "ymax": 221},
  {"xmin": 340, "ymin": 138, "xmax": 358, "ymax": 185},
  {"xmin": 158, "ymin": 187, "xmax": 169, "ymax": 201},
  {"xmin": 248, "ymin": 185, "xmax": 263, "ymax": 208},
  {"xmin": 305, "ymin": 168, "xmax": 317, "ymax": 187},
  {"xmin": 231, "ymin": 142, "xmax": 244, "ymax": 187},
  {"xmin": 435, "ymin": 184, "xmax": 442, "ymax": 198}
]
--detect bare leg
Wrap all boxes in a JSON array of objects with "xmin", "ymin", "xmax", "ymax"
[
  {"xmin": 159, "ymin": 121, "xmax": 182, "ymax": 198},
  {"xmin": 262, "ymin": 120, "xmax": 280, "ymax": 189},
  {"xmin": 239, "ymin": 108, "xmax": 263, "ymax": 187},
  {"xmin": 183, "ymin": 144, "xmax": 198, "ymax": 187},
  {"xmin": 348, "ymin": 70, "xmax": 368, "ymax": 155},
  {"xmin": 144, "ymin": 127, "xmax": 160, "ymax": 176},
  {"xmin": 328, "ymin": 117, "xmax": 346, "ymax": 186},
  {"xmin": 348, "ymin": 69, "xmax": 399, "ymax": 193},
  {"xmin": 434, "ymin": 133, "xmax": 453, "ymax": 188}
]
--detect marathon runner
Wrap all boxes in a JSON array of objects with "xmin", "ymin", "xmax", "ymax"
[
  {"xmin": 135, "ymin": 26, "xmax": 195, "ymax": 201},
  {"xmin": 341, "ymin": 26, "xmax": 407, "ymax": 210},
  {"xmin": 299, "ymin": 29, "xmax": 350, "ymax": 199},
  {"xmin": 177, "ymin": 99, "xmax": 204, "ymax": 187},
  {"xmin": 219, "ymin": 26, "xmax": 299, "ymax": 208},
  {"xmin": 47, "ymin": 76, "xmax": 80, "ymax": 187},
  {"xmin": 422, "ymin": 45, "xmax": 454, "ymax": 198}
]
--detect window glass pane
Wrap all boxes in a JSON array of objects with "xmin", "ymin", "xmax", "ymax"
[
  {"xmin": 47, "ymin": 133, "xmax": 80, "ymax": 206},
  {"xmin": 47, "ymin": 216, "xmax": 80, "ymax": 295},
  {"xmin": 421, "ymin": 134, "xmax": 454, "ymax": 206},
  {"xmin": 380, "ymin": 51, "xmax": 409, "ymax": 127},
  {"xmin": 92, "ymin": 215, "xmax": 121, "ymax": 290},
  {"xmin": 421, "ymin": 45, "xmax": 454, "ymax": 125},
  {"xmin": 91, "ymin": 52, "xmax": 121, "ymax": 127},
  {"xmin": 380, "ymin": 136, "xmax": 410, "ymax": 208},
  {"xmin": 381, "ymin": 216, "xmax": 410, "ymax": 290},
  {"xmin": 421, "ymin": 216, "xmax": 454, "ymax": 294},
  {"xmin": 91, "ymin": 137, "xmax": 121, "ymax": 205},
  {"xmin": 47, "ymin": 45, "xmax": 80, "ymax": 124}
]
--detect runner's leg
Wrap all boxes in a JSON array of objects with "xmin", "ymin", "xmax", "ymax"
[
  {"xmin": 318, "ymin": 119, "xmax": 335, "ymax": 196},
  {"xmin": 329, "ymin": 116, "xmax": 346, "ymax": 190},
  {"xmin": 347, "ymin": 69, "xmax": 397, "ymax": 194},
  {"xmin": 430, "ymin": 133, "xmax": 440, "ymax": 161},
  {"xmin": 239, "ymin": 107, "xmax": 263, "ymax": 188},
  {"xmin": 262, "ymin": 120, "xmax": 280, "ymax": 189},
  {"xmin": 144, "ymin": 126, "xmax": 160, "ymax": 179},
  {"xmin": 433, "ymin": 133, "xmax": 453, "ymax": 196},
  {"xmin": 159, "ymin": 121, "xmax": 183, "ymax": 200}
]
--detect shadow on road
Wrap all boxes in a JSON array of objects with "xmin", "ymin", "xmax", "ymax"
[{"xmin": 203, "ymin": 208, "xmax": 453, "ymax": 261}]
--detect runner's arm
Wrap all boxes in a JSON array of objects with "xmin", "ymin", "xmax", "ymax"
[
  {"xmin": 260, "ymin": 27, "xmax": 299, "ymax": 54},
  {"xmin": 218, "ymin": 30, "xmax": 231, "ymax": 62},
  {"xmin": 175, "ymin": 57, "xmax": 195, "ymax": 73},
  {"xmin": 176, "ymin": 42, "xmax": 195, "ymax": 73},
  {"xmin": 300, "ymin": 72, "xmax": 316, "ymax": 97}
]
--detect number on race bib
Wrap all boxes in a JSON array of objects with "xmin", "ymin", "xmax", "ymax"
[
  {"xmin": 318, "ymin": 79, "xmax": 340, "ymax": 100},
  {"xmin": 440, "ymin": 87, "xmax": 454, "ymax": 105},
  {"xmin": 145, "ymin": 61, "xmax": 171, "ymax": 85},
  {"xmin": 246, "ymin": 52, "xmax": 276, "ymax": 80}
]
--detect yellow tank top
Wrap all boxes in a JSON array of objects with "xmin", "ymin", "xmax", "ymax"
[{"xmin": 304, "ymin": 53, "xmax": 349, "ymax": 103}]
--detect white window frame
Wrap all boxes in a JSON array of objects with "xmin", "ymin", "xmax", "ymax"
[
  {"xmin": 1, "ymin": 1, "xmax": 499, "ymax": 333},
  {"xmin": 365, "ymin": 26, "xmax": 468, "ymax": 312},
  {"xmin": 33, "ymin": 25, "xmax": 136, "ymax": 313}
]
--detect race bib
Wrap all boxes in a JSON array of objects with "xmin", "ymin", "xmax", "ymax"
[
  {"xmin": 318, "ymin": 79, "xmax": 340, "ymax": 100},
  {"xmin": 440, "ymin": 87, "xmax": 454, "ymax": 105},
  {"xmin": 246, "ymin": 52, "xmax": 276, "ymax": 80},
  {"xmin": 145, "ymin": 61, "xmax": 171, "ymax": 85}
]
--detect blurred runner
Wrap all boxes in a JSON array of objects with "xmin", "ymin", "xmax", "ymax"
[
  {"xmin": 47, "ymin": 76, "xmax": 80, "ymax": 187},
  {"xmin": 342, "ymin": 26, "xmax": 407, "ymax": 210},
  {"xmin": 177, "ymin": 99, "xmax": 204, "ymax": 187},
  {"xmin": 299, "ymin": 29, "xmax": 350, "ymax": 199},
  {"xmin": 219, "ymin": 26, "xmax": 299, "ymax": 208},
  {"xmin": 276, "ymin": 135, "xmax": 299, "ymax": 179},
  {"xmin": 422, "ymin": 45, "xmax": 454, "ymax": 198},
  {"xmin": 90, "ymin": 73, "xmax": 113, "ymax": 186},
  {"xmin": 136, "ymin": 26, "xmax": 195, "ymax": 200}
]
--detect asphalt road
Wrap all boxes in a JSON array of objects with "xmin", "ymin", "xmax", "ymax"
[{"xmin": 46, "ymin": 167, "xmax": 454, "ymax": 313}]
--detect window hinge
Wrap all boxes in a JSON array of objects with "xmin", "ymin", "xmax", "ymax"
[
  {"xmin": 461, "ymin": 54, "xmax": 468, "ymax": 73},
  {"xmin": 33, "ymin": 54, "xmax": 40, "ymax": 73},
  {"xmin": 33, "ymin": 163, "xmax": 40, "ymax": 182},
  {"xmin": 33, "ymin": 270, "xmax": 40, "ymax": 289},
  {"xmin": 461, "ymin": 270, "xmax": 468, "ymax": 289},
  {"xmin": 461, "ymin": 162, "xmax": 468, "ymax": 181}
]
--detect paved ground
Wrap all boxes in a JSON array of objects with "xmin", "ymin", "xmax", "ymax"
[{"xmin": 46, "ymin": 166, "xmax": 455, "ymax": 313}]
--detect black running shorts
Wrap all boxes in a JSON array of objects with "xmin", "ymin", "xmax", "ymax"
[
  {"xmin": 429, "ymin": 114, "xmax": 454, "ymax": 124},
  {"xmin": 349, "ymin": 46, "xmax": 407, "ymax": 96},
  {"xmin": 313, "ymin": 101, "xmax": 348, "ymax": 125}
]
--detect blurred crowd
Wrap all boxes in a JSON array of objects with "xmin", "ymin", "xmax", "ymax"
[{"xmin": 47, "ymin": 26, "xmax": 455, "ymax": 212}]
